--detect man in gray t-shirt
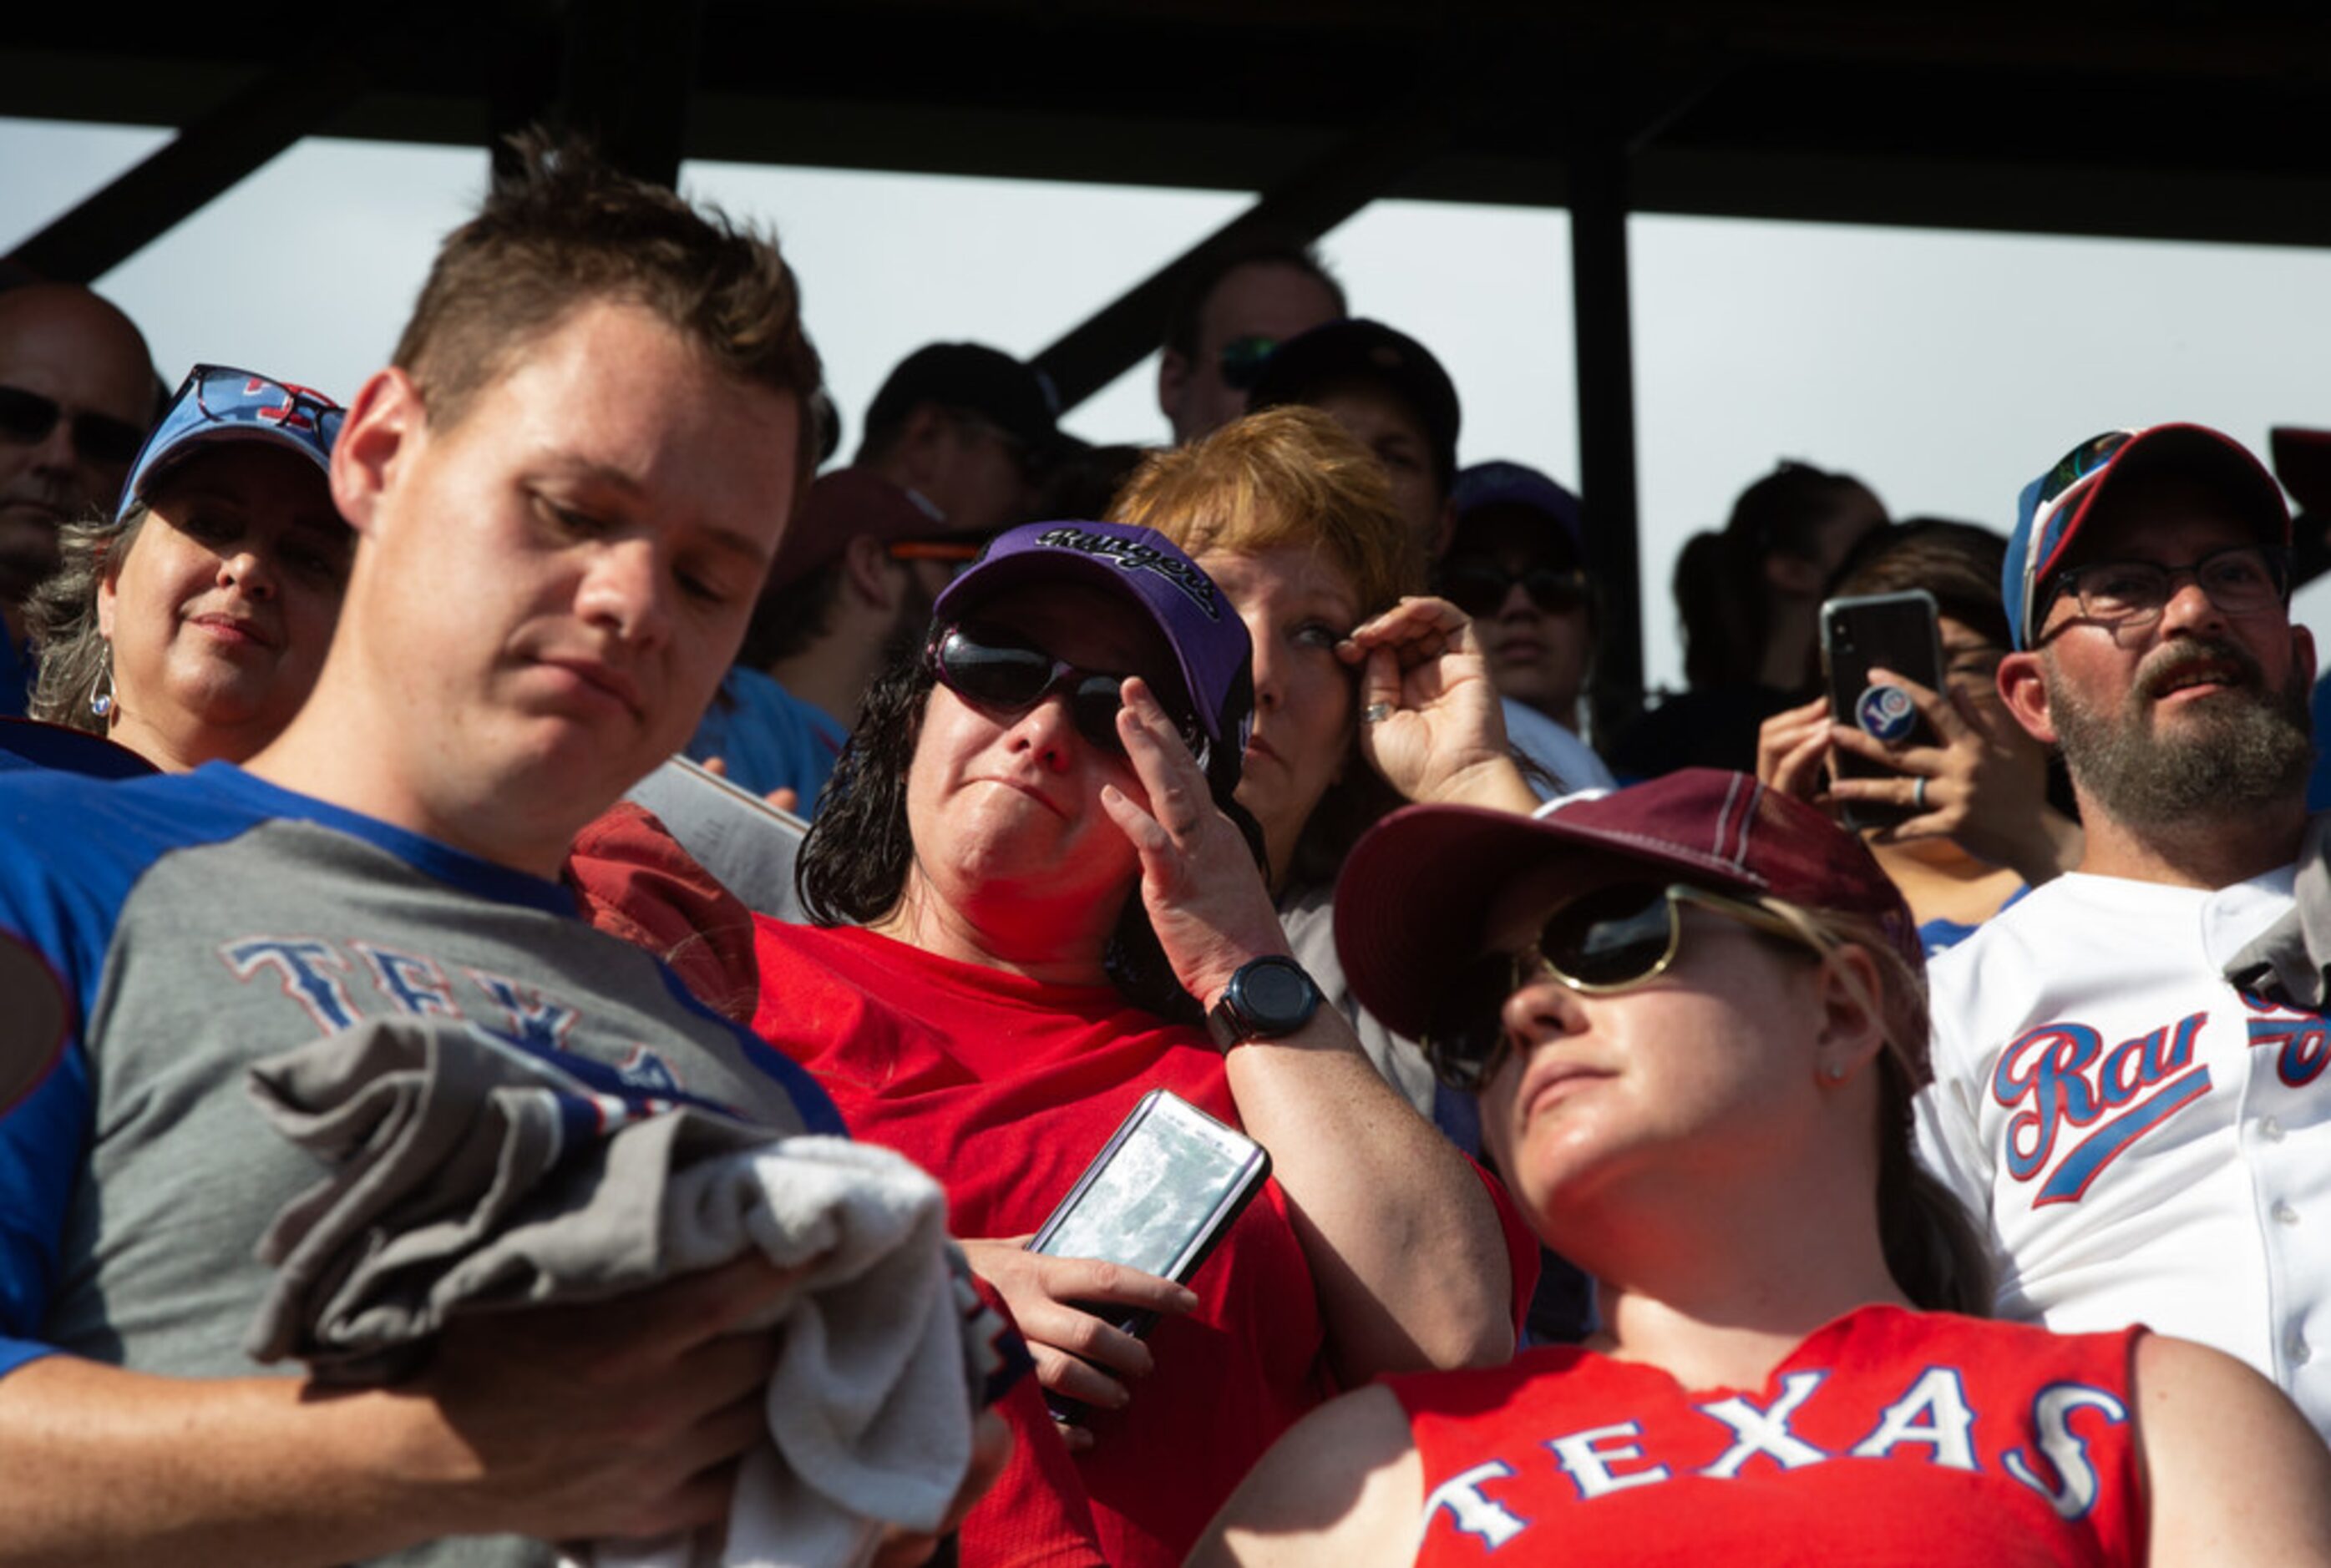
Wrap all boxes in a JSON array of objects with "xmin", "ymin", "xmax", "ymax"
[{"xmin": 0, "ymin": 141, "xmax": 995, "ymax": 1566}]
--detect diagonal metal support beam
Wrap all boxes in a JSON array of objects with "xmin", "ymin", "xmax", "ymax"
[
  {"xmin": 1031, "ymin": 100, "xmax": 1457, "ymax": 412},
  {"xmin": 5, "ymin": 34, "xmax": 399, "ymax": 284}
]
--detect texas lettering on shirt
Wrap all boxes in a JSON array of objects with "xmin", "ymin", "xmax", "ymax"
[{"xmin": 1388, "ymin": 1309, "xmax": 2143, "ymax": 1565}]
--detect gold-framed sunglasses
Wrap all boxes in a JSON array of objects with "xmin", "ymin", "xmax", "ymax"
[{"xmin": 1421, "ymin": 882, "xmax": 1837, "ymax": 1092}]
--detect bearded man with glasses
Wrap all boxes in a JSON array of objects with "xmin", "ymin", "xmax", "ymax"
[
  {"xmin": 0, "ymin": 282, "xmax": 157, "ymax": 716},
  {"xmin": 1916, "ymin": 422, "xmax": 2331, "ymax": 1442}
]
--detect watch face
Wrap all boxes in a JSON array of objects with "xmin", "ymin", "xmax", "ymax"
[{"xmin": 1241, "ymin": 959, "xmax": 1315, "ymax": 1024}]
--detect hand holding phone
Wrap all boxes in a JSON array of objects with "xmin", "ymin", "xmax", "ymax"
[
  {"xmin": 1011, "ymin": 1090, "xmax": 1270, "ymax": 1431},
  {"xmin": 1819, "ymin": 590, "xmax": 1945, "ymax": 831}
]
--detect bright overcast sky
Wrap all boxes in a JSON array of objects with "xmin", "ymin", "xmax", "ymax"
[{"xmin": 8, "ymin": 115, "xmax": 2331, "ymax": 695}]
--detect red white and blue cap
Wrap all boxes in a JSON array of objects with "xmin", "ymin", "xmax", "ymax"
[
  {"xmin": 1334, "ymin": 768, "xmax": 1919, "ymax": 1040},
  {"xmin": 2004, "ymin": 422, "xmax": 2289, "ymax": 650},
  {"xmin": 930, "ymin": 520, "xmax": 1256, "ymax": 802},
  {"xmin": 119, "ymin": 364, "xmax": 344, "ymax": 524}
]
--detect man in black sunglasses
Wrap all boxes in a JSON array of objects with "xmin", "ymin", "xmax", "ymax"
[
  {"xmin": 1918, "ymin": 422, "xmax": 2331, "ymax": 1442},
  {"xmin": 1442, "ymin": 460, "xmax": 1614, "ymax": 798},
  {"xmin": 0, "ymin": 282, "xmax": 157, "ymax": 716},
  {"xmin": 1156, "ymin": 235, "xmax": 1345, "ymax": 446}
]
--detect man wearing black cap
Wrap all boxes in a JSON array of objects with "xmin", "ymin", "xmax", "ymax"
[
  {"xmin": 1918, "ymin": 422, "xmax": 2331, "ymax": 1439},
  {"xmin": 854, "ymin": 341, "xmax": 1057, "ymax": 539},
  {"xmin": 1248, "ymin": 317, "xmax": 1461, "ymax": 562}
]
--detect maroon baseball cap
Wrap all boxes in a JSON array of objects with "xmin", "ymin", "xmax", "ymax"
[
  {"xmin": 1334, "ymin": 769, "xmax": 1919, "ymax": 1040},
  {"xmin": 766, "ymin": 467, "xmax": 952, "ymax": 590}
]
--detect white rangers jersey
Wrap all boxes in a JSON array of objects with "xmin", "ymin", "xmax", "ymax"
[{"xmin": 1917, "ymin": 862, "xmax": 2331, "ymax": 1437}]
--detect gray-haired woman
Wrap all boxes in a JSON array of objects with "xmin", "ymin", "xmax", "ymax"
[{"xmin": 27, "ymin": 363, "xmax": 347, "ymax": 771}]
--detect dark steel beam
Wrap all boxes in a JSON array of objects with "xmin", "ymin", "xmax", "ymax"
[
  {"xmin": 481, "ymin": 0, "xmax": 704, "ymax": 187},
  {"xmin": 4, "ymin": 38, "xmax": 387, "ymax": 283},
  {"xmin": 1030, "ymin": 99, "xmax": 1455, "ymax": 411}
]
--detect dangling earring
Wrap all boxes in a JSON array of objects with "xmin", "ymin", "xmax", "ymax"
[{"xmin": 89, "ymin": 641, "xmax": 115, "ymax": 721}]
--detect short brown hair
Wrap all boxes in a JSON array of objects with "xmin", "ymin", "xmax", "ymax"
[
  {"xmin": 1109, "ymin": 405, "xmax": 1422, "ymax": 887},
  {"xmin": 393, "ymin": 131, "xmax": 825, "ymax": 497},
  {"xmin": 1108, "ymin": 404, "xmax": 1420, "ymax": 616}
]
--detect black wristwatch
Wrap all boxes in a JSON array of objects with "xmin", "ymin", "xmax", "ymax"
[{"xmin": 1206, "ymin": 956, "xmax": 1323, "ymax": 1051}]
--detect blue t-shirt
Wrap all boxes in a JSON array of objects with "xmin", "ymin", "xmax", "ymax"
[{"xmin": 686, "ymin": 666, "xmax": 848, "ymax": 810}]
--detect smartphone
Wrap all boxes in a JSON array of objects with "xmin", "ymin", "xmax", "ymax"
[
  {"xmin": 1819, "ymin": 589, "xmax": 1943, "ymax": 831},
  {"xmin": 1028, "ymin": 1089, "xmax": 1270, "ymax": 1418}
]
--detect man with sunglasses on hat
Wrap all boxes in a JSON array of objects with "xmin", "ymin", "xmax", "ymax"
[
  {"xmin": 0, "ymin": 282, "xmax": 157, "ymax": 717},
  {"xmin": 1156, "ymin": 235, "xmax": 1346, "ymax": 446},
  {"xmin": 1442, "ymin": 460, "xmax": 1615, "ymax": 798},
  {"xmin": 856, "ymin": 341, "xmax": 1057, "ymax": 541},
  {"xmin": 1915, "ymin": 423, "xmax": 2331, "ymax": 1438},
  {"xmin": 0, "ymin": 142, "xmax": 1007, "ymax": 1564}
]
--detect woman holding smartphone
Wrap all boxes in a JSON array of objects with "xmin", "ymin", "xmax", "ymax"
[
  {"xmin": 1193, "ymin": 770, "xmax": 2331, "ymax": 1566},
  {"xmin": 752, "ymin": 521, "xmax": 1523, "ymax": 1568}
]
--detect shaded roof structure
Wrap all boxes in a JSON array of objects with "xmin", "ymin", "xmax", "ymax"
[{"xmin": 12, "ymin": 0, "xmax": 2328, "ymax": 717}]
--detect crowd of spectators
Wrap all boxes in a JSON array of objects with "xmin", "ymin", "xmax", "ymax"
[{"xmin": 3, "ymin": 132, "xmax": 2331, "ymax": 1567}]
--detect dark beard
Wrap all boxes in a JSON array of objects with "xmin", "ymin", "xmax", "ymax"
[{"xmin": 2049, "ymin": 637, "xmax": 2314, "ymax": 829}]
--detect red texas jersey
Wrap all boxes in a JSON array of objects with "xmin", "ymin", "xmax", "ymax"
[{"xmin": 1387, "ymin": 1305, "xmax": 2144, "ymax": 1567}]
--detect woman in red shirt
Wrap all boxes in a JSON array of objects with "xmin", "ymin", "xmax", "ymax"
[
  {"xmin": 753, "ymin": 520, "xmax": 1524, "ymax": 1568},
  {"xmin": 1193, "ymin": 770, "xmax": 2331, "ymax": 1566}
]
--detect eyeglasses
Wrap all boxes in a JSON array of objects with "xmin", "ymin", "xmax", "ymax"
[
  {"xmin": 1439, "ymin": 561, "xmax": 1590, "ymax": 620},
  {"xmin": 926, "ymin": 623, "xmax": 1207, "ymax": 762},
  {"xmin": 0, "ymin": 384, "xmax": 149, "ymax": 468},
  {"xmin": 2050, "ymin": 544, "xmax": 2288, "ymax": 632},
  {"xmin": 1422, "ymin": 882, "xmax": 1832, "ymax": 1092},
  {"xmin": 1218, "ymin": 334, "xmax": 1280, "ymax": 392}
]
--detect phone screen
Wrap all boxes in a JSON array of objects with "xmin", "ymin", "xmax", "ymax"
[{"xmin": 1038, "ymin": 1094, "xmax": 1263, "ymax": 1279}]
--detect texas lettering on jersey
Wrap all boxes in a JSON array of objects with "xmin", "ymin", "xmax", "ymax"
[
  {"xmin": 218, "ymin": 930, "xmax": 692, "ymax": 1107},
  {"xmin": 1421, "ymin": 1363, "xmax": 2127, "ymax": 1551},
  {"xmin": 1987, "ymin": 993, "xmax": 2329, "ymax": 1208}
]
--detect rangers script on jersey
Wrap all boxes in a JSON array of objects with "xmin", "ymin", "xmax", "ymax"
[{"xmin": 1916, "ymin": 862, "xmax": 2331, "ymax": 1438}]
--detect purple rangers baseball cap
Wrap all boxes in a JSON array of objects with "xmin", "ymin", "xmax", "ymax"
[
  {"xmin": 1335, "ymin": 768, "xmax": 1922, "ymax": 1044},
  {"xmin": 119, "ymin": 364, "xmax": 344, "ymax": 524},
  {"xmin": 2004, "ymin": 422, "xmax": 2290, "ymax": 650},
  {"xmin": 930, "ymin": 520, "xmax": 1256, "ymax": 803}
]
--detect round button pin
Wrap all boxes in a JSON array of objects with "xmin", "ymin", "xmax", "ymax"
[{"xmin": 1855, "ymin": 683, "xmax": 1916, "ymax": 742}]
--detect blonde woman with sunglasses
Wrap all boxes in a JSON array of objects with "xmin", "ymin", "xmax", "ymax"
[{"xmin": 1192, "ymin": 769, "xmax": 2331, "ymax": 1567}]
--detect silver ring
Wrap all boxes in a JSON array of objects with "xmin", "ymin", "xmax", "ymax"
[
  {"xmin": 1362, "ymin": 701, "xmax": 1394, "ymax": 725},
  {"xmin": 1912, "ymin": 776, "xmax": 1928, "ymax": 811}
]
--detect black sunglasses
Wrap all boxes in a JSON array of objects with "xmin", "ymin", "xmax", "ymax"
[
  {"xmin": 0, "ymin": 384, "xmax": 148, "ymax": 468},
  {"xmin": 1422, "ymin": 882, "xmax": 1827, "ymax": 1092},
  {"xmin": 1439, "ymin": 561, "xmax": 1591, "ymax": 620},
  {"xmin": 926, "ymin": 624, "xmax": 1207, "ymax": 762},
  {"xmin": 1218, "ymin": 334, "xmax": 1280, "ymax": 392}
]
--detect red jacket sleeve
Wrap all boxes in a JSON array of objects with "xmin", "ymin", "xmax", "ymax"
[{"xmin": 562, "ymin": 801, "xmax": 761, "ymax": 1024}]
